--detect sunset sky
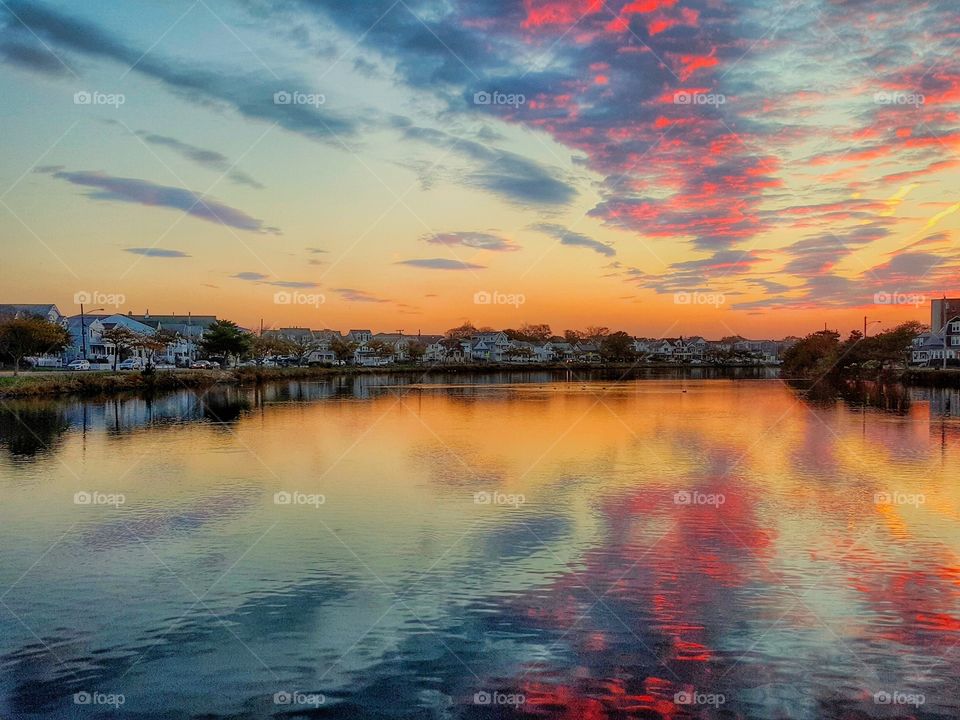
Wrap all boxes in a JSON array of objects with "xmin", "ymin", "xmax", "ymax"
[{"xmin": 1, "ymin": 0, "xmax": 958, "ymax": 338}]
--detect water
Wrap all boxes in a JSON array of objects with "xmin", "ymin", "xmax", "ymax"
[{"xmin": 0, "ymin": 375, "xmax": 958, "ymax": 719}]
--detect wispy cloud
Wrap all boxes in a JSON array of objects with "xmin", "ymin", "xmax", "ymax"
[
  {"xmin": 124, "ymin": 247, "xmax": 189, "ymax": 258},
  {"xmin": 42, "ymin": 169, "xmax": 279, "ymax": 233},
  {"xmin": 423, "ymin": 231, "xmax": 519, "ymax": 252},
  {"xmin": 396, "ymin": 258, "xmax": 487, "ymax": 270},
  {"xmin": 136, "ymin": 132, "xmax": 264, "ymax": 189},
  {"xmin": 334, "ymin": 288, "xmax": 391, "ymax": 303},
  {"xmin": 530, "ymin": 223, "xmax": 615, "ymax": 257}
]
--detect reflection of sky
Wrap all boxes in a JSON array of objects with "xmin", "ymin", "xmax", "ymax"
[{"xmin": 0, "ymin": 379, "xmax": 958, "ymax": 718}]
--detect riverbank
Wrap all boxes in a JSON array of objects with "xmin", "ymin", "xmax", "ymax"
[{"xmin": 0, "ymin": 362, "xmax": 778, "ymax": 398}]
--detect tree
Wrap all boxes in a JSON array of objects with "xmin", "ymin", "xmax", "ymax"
[
  {"xmin": 134, "ymin": 333, "xmax": 168, "ymax": 368},
  {"xmin": 250, "ymin": 336, "xmax": 293, "ymax": 365},
  {"xmin": 407, "ymin": 341, "xmax": 427, "ymax": 364},
  {"xmin": 100, "ymin": 326, "xmax": 139, "ymax": 371},
  {"xmin": 330, "ymin": 338, "xmax": 358, "ymax": 365},
  {"xmin": 367, "ymin": 339, "xmax": 393, "ymax": 362},
  {"xmin": 600, "ymin": 331, "xmax": 637, "ymax": 362},
  {"xmin": 780, "ymin": 330, "xmax": 841, "ymax": 378},
  {"xmin": 506, "ymin": 323, "xmax": 553, "ymax": 343},
  {"xmin": 199, "ymin": 320, "xmax": 251, "ymax": 367},
  {"xmin": 0, "ymin": 317, "xmax": 71, "ymax": 375},
  {"xmin": 563, "ymin": 329, "xmax": 583, "ymax": 344},
  {"xmin": 286, "ymin": 334, "xmax": 320, "ymax": 365},
  {"xmin": 584, "ymin": 326, "xmax": 611, "ymax": 344},
  {"xmin": 445, "ymin": 322, "xmax": 478, "ymax": 341}
]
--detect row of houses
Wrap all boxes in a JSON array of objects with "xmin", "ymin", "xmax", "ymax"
[
  {"xmin": 0, "ymin": 304, "xmax": 217, "ymax": 368},
  {"xmin": 19, "ymin": 299, "xmax": 960, "ymax": 368},
  {"xmin": 264, "ymin": 327, "xmax": 798, "ymax": 366}
]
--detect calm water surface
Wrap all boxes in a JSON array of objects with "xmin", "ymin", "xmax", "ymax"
[{"xmin": 1, "ymin": 375, "xmax": 958, "ymax": 719}]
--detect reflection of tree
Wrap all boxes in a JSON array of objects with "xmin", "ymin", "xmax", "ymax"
[
  {"xmin": 201, "ymin": 389, "xmax": 251, "ymax": 423},
  {"xmin": 790, "ymin": 379, "xmax": 911, "ymax": 413},
  {"xmin": 0, "ymin": 401, "xmax": 70, "ymax": 457}
]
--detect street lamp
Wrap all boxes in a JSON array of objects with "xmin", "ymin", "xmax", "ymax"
[
  {"xmin": 863, "ymin": 316, "xmax": 882, "ymax": 337},
  {"xmin": 79, "ymin": 304, "xmax": 104, "ymax": 359}
]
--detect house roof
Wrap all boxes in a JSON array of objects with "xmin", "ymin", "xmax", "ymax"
[
  {"xmin": 0, "ymin": 303, "xmax": 62, "ymax": 319},
  {"xmin": 131, "ymin": 314, "xmax": 218, "ymax": 329}
]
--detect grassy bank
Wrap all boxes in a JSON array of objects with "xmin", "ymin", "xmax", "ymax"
[
  {"xmin": 0, "ymin": 369, "xmax": 227, "ymax": 398},
  {"xmin": 0, "ymin": 362, "xmax": 781, "ymax": 398}
]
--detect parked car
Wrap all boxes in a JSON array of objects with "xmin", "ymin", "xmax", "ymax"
[
  {"xmin": 190, "ymin": 360, "xmax": 210, "ymax": 369},
  {"xmin": 67, "ymin": 359, "xmax": 91, "ymax": 371},
  {"xmin": 118, "ymin": 358, "xmax": 144, "ymax": 370}
]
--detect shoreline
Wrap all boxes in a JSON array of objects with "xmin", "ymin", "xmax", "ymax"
[
  {"xmin": 2, "ymin": 363, "xmax": 959, "ymax": 398},
  {"xmin": 0, "ymin": 363, "xmax": 772, "ymax": 398}
]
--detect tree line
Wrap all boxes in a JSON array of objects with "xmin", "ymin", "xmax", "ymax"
[{"xmin": 780, "ymin": 321, "xmax": 926, "ymax": 380}]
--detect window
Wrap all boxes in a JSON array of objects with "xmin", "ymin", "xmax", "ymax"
[
  {"xmin": 952, "ymin": 336, "xmax": 960, "ymax": 346},
  {"xmin": 952, "ymin": 322, "xmax": 960, "ymax": 333}
]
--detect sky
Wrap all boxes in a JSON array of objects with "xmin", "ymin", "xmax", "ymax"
[{"xmin": 0, "ymin": 0, "xmax": 958, "ymax": 338}]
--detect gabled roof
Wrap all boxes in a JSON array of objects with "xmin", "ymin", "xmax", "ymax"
[{"xmin": 0, "ymin": 303, "xmax": 62, "ymax": 320}]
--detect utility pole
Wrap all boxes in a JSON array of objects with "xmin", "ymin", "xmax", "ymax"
[{"xmin": 79, "ymin": 304, "xmax": 104, "ymax": 359}]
